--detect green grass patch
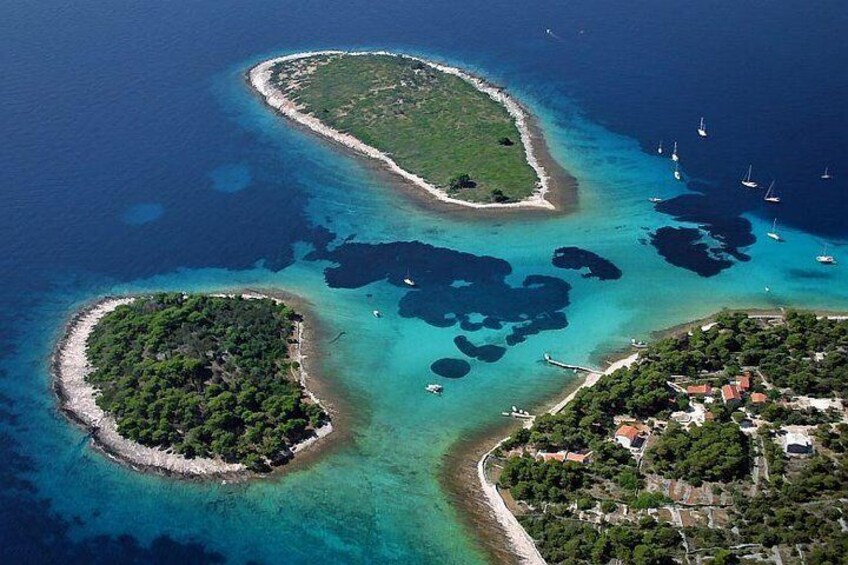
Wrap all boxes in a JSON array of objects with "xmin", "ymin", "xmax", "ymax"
[{"xmin": 271, "ymin": 54, "xmax": 540, "ymax": 203}]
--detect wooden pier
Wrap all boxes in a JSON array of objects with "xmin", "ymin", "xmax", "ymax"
[{"xmin": 544, "ymin": 353, "xmax": 600, "ymax": 374}]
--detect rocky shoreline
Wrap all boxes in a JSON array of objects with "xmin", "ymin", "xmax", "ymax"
[
  {"xmin": 248, "ymin": 50, "xmax": 557, "ymax": 210},
  {"xmin": 52, "ymin": 293, "xmax": 332, "ymax": 479}
]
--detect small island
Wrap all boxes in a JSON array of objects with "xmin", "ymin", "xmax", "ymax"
[
  {"xmin": 249, "ymin": 51, "xmax": 560, "ymax": 209},
  {"xmin": 53, "ymin": 293, "xmax": 331, "ymax": 477},
  {"xmin": 482, "ymin": 311, "xmax": 848, "ymax": 564}
]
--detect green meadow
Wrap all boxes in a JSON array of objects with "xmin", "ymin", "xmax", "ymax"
[{"xmin": 273, "ymin": 54, "xmax": 540, "ymax": 204}]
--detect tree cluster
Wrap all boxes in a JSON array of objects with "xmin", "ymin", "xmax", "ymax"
[{"xmin": 86, "ymin": 294, "xmax": 327, "ymax": 471}]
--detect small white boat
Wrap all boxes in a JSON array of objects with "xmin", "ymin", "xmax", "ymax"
[
  {"xmin": 821, "ymin": 166, "xmax": 833, "ymax": 180},
  {"xmin": 763, "ymin": 181, "xmax": 781, "ymax": 203},
  {"xmin": 426, "ymin": 384, "xmax": 443, "ymax": 395},
  {"xmin": 372, "ymin": 310, "xmax": 381, "ymax": 318},
  {"xmin": 631, "ymin": 338, "xmax": 648, "ymax": 348},
  {"xmin": 403, "ymin": 269, "xmax": 416, "ymax": 287},
  {"xmin": 671, "ymin": 141, "xmax": 679, "ymax": 162},
  {"xmin": 697, "ymin": 117, "xmax": 708, "ymax": 138},
  {"xmin": 741, "ymin": 165, "xmax": 758, "ymax": 189},
  {"xmin": 673, "ymin": 162, "xmax": 682, "ymax": 181},
  {"xmin": 766, "ymin": 218, "xmax": 781, "ymax": 241},
  {"xmin": 816, "ymin": 244, "xmax": 836, "ymax": 265},
  {"xmin": 649, "ymin": 197, "xmax": 663, "ymax": 203},
  {"xmin": 657, "ymin": 140, "xmax": 663, "ymax": 155}
]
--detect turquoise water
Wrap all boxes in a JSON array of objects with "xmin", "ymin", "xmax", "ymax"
[{"xmin": 2, "ymin": 1, "xmax": 846, "ymax": 562}]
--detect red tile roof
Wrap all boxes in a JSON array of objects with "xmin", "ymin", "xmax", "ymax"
[
  {"xmin": 537, "ymin": 452, "xmax": 566, "ymax": 462},
  {"xmin": 736, "ymin": 375, "xmax": 751, "ymax": 391},
  {"xmin": 722, "ymin": 384, "xmax": 741, "ymax": 403},
  {"xmin": 615, "ymin": 425, "xmax": 639, "ymax": 442},
  {"xmin": 750, "ymin": 392, "xmax": 768, "ymax": 404},
  {"xmin": 686, "ymin": 384, "xmax": 712, "ymax": 396},
  {"xmin": 565, "ymin": 451, "xmax": 591, "ymax": 464}
]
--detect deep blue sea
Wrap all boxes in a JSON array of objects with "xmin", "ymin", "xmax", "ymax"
[{"xmin": 2, "ymin": 1, "xmax": 847, "ymax": 563}]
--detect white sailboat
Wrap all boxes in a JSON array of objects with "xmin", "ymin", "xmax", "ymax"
[
  {"xmin": 766, "ymin": 219, "xmax": 781, "ymax": 241},
  {"xmin": 697, "ymin": 117, "xmax": 708, "ymax": 138},
  {"xmin": 671, "ymin": 141, "xmax": 679, "ymax": 162},
  {"xmin": 673, "ymin": 162, "xmax": 682, "ymax": 181},
  {"xmin": 816, "ymin": 244, "xmax": 836, "ymax": 265},
  {"xmin": 741, "ymin": 165, "xmax": 758, "ymax": 189},
  {"xmin": 403, "ymin": 269, "xmax": 416, "ymax": 287},
  {"xmin": 821, "ymin": 166, "xmax": 833, "ymax": 180},
  {"xmin": 657, "ymin": 140, "xmax": 663, "ymax": 155},
  {"xmin": 763, "ymin": 181, "xmax": 781, "ymax": 203},
  {"xmin": 648, "ymin": 197, "xmax": 663, "ymax": 203}
]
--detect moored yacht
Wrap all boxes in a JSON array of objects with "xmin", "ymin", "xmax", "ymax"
[
  {"xmin": 426, "ymin": 383, "xmax": 443, "ymax": 395},
  {"xmin": 766, "ymin": 219, "xmax": 781, "ymax": 241},
  {"xmin": 741, "ymin": 165, "xmax": 758, "ymax": 188},
  {"xmin": 657, "ymin": 140, "xmax": 663, "ymax": 155},
  {"xmin": 763, "ymin": 181, "xmax": 781, "ymax": 203},
  {"xmin": 673, "ymin": 162, "xmax": 682, "ymax": 181},
  {"xmin": 403, "ymin": 269, "xmax": 416, "ymax": 287},
  {"xmin": 816, "ymin": 244, "xmax": 836, "ymax": 265}
]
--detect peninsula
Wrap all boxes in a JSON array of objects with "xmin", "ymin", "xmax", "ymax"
[
  {"xmin": 482, "ymin": 311, "xmax": 848, "ymax": 564},
  {"xmin": 249, "ymin": 51, "xmax": 561, "ymax": 209},
  {"xmin": 53, "ymin": 292, "xmax": 331, "ymax": 477}
]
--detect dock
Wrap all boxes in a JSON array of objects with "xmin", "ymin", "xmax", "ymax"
[{"xmin": 544, "ymin": 353, "xmax": 600, "ymax": 374}]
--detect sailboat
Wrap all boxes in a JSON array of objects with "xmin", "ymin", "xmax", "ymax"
[
  {"xmin": 671, "ymin": 141, "xmax": 679, "ymax": 162},
  {"xmin": 403, "ymin": 269, "xmax": 416, "ymax": 287},
  {"xmin": 657, "ymin": 140, "xmax": 663, "ymax": 155},
  {"xmin": 821, "ymin": 166, "xmax": 833, "ymax": 180},
  {"xmin": 816, "ymin": 244, "xmax": 836, "ymax": 265},
  {"xmin": 766, "ymin": 219, "xmax": 781, "ymax": 241},
  {"xmin": 741, "ymin": 165, "xmax": 758, "ymax": 189},
  {"xmin": 763, "ymin": 181, "xmax": 781, "ymax": 203},
  {"xmin": 673, "ymin": 162, "xmax": 682, "ymax": 181},
  {"xmin": 697, "ymin": 117, "xmax": 708, "ymax": 138}
]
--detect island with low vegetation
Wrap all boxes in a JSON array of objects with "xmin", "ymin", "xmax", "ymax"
[
  {"xmin": 53, "ymin": 292, "xmax": 331, "ymax": 477},
  {"xmin": 249, "ymin": 51, "xmax": 562, "ymax": 209},
  {"xmin": 482, "ymin": 311, "xmax": 848, "ymax": 564}
]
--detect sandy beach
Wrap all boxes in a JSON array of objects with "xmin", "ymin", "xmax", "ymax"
[
  {"xmin": 53, "ymin": 293, "xmax": 332, "ymax": 478},
  {"xmin": 248, "ymin": 51, "xmax": 557, "ymax": 211},
  {"xmin": 475, "ymin": 352, "xmax": 640, "ymax": 564}
]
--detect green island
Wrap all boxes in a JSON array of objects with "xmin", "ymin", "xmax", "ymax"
[
  {"xmin": 85, "ymin": 293, "xmax": 328, "ymax": 472},
  {"xmin": 493, "ymin": 311, "xmax": 848, "ymax": 564},
  {"xmin": 266, "ymin": 52, "xmax": 543, "ymax": 204}
]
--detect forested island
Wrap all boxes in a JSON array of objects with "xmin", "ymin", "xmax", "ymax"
[
  {"xmin": 54, "ymin": 293, "xmax": 330, "ymax": 476},
  {"xmin": 490, "ymin": 311, "xmax": 848, "ymax": 564},
  {"xmin": 249, "ymin": 51, "xmax": 559, "ymax": 208}
]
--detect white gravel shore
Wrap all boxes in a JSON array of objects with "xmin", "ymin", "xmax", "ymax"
[
  {"xmin": 54, "ymin": 294, "xmax": 332, "ymax": 477},
  {"xmin": 248, "ymin": 51, "xmax": 556, "ymax": 210}
]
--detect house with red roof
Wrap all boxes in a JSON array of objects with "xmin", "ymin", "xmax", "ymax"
[
  {"xmin": 536, "ymin": 451, "xmax": 567, "ymax": 463},
  {"xmin": 686, "ymin": 384, "xmax": 712, "ymax": 396},
  {"xmin": 721, "ymin": 384, "xmax": 741, "ymax": 405},
  {"xmin": 565, "ymin": 451, "xmax": 592, "ymax": 464},
  {"xmin": 614, "ymin": 425, "xmax": 641, "ymax": 449},
  {"xmin": 750, "ymin": 392, "xmax": 768, "ymax": 404},
  {"xmin": 735, "ymin": 374, "xmax": 751, "ymax": 392}
]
